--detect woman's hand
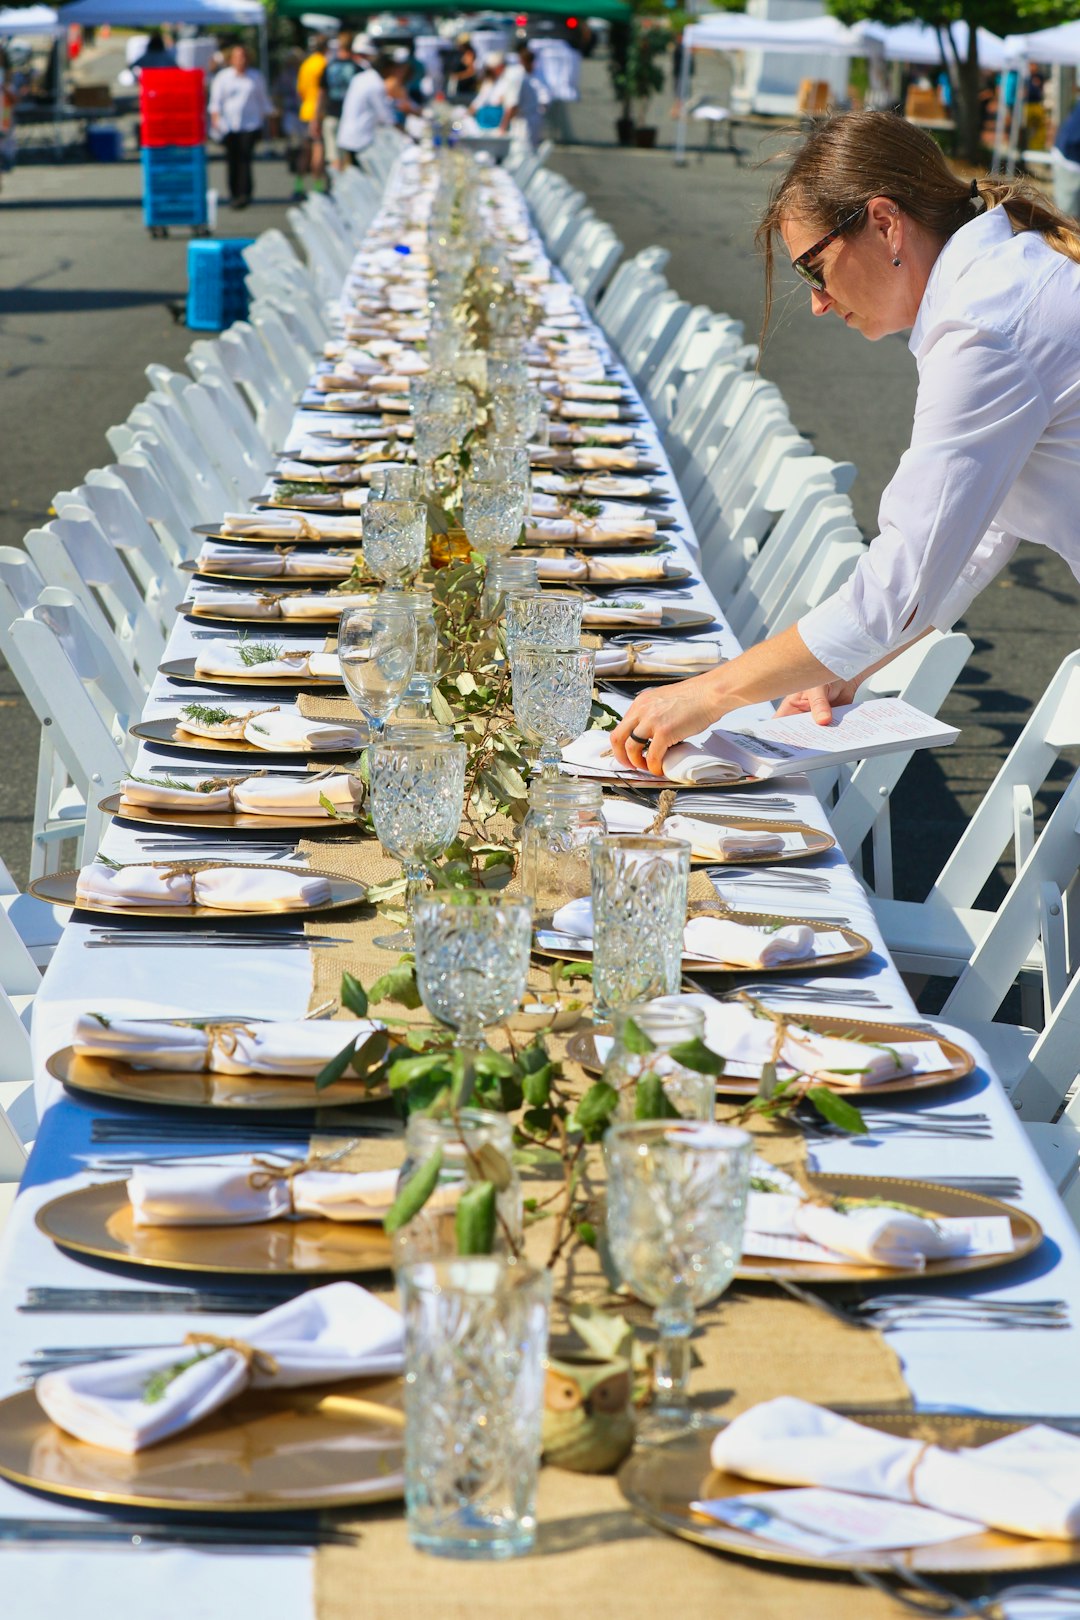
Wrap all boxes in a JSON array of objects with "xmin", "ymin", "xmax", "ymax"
[
  {"xmin": 610, "ymin": 674, "xmax": 725, "ymax": 776},
  {"xmin": 775, "ymin": 677, "xmax": 860, "ymax": 724}
]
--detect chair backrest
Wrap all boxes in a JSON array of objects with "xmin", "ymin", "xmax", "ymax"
[
  {"xmin": 129, "ymin": 394, "xmax": 238, "ymax": 518},
  {"xmin": 117, "ymin": 438, "xmax": 207, "ymax": 547},
  {"xmin": 25, "ymin": 516, "xmax": 163, "ymax": 684},
  {"xmin": 248, "ymin": 300, "xmax": 313, "ymax": 395},
  {"xmin": 53, "ymin": 477, "xmax": 183, "ymax": 630},
  {"xmin": 213, "ymin": 324, "xmax": 294, "ymax": 446}
]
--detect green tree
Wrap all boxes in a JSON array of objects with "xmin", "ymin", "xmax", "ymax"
[{"xmin": 828, "ymin": 0, "xmax": 1080, "ymax": 160}]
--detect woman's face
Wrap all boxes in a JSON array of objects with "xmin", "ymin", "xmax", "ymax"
[{"xmin": 780, "ymin": 198, "xmax": 920, "ymax": 342}]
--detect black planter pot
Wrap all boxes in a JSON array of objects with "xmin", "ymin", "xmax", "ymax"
[
  {"xmin": 634, "ymin": 126, "xmax": 657, "ymax": 148},
  {"xmin": 615, "ymin": 116, "xmax": 636, "ymax": 146}
]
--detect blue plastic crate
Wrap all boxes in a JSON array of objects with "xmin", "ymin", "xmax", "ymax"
[
  {"xmin": 87, "ymin": 125, "xmax": 123, "ymax": 161},
  {"xmin": 141, "ymin": 145, "xmax": 207, "ymax": 228},
  {"xmin": 186, "ymin": 238, "xmax": 255, "ymax": 330}
]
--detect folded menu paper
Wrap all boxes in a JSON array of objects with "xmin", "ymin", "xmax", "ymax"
[
  {"xmin": 74, "ymin": 862, "xmax": 330, "ymax": 912},
  {"xmin": 693, "ymin": 1488, "xmax": 982, "ymax": 1557},
  {"xmin": 36, "ymin": 1282, "xmax": 404, "ymax": 1454},
  {"xmin": 709, "ymin": 1398, "xmax": 1080, "ymax": 1540},
  {"xmin": 593, "ymin": 641, "xmax": 724, "ymax": 678},
  {"xmin": 243, "ymin": 710, "xmax": 363, "ymax": 751},
  {"xmin": 561, "ymin": 729, "xmax": 746, "ymax": 785},
  {"xmin": 711, "ymin": 699, "xmax": 960, "ymax": 782},
  {"xmin": 73, "ymin": 1014, "xmax": 379, "ymax": 1077},
  {"xmin": 128, "ymin": 1159, "xmax": 401, "ymax": 1227}
]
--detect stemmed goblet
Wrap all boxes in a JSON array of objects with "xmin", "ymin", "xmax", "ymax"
[
  {"xmin": 510, "ymin": 643, "xmax": 596, "ymax": 779},
  {"xmin": 369, "ymin": 737, "xmax": 467, "ymax": 951},
  {"xmin": 362, "ymin": 498, "xmax": 428, "ymax": 588},
  {"xmin": 604, "ymin": 1121, "xmax": 752, "ymax": 1440},
  {"xmin": 461, "ymin": 476, "xmax": 523, "ymax": 559},
  {"xmin": 338, "ymin": 602, "xmax": 416, "ymax": 742}
]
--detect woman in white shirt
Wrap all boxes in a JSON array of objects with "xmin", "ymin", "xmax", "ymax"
[
  {"xmin": 209, "ymin": 43, "xmax": 273, "ymax": 209},
  {"xmin": 612, "ymin": 109, "xmax": 1080, "ymax": 773}
]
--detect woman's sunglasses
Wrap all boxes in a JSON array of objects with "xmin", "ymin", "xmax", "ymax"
[{"xmin": 791, "ymin": 206, "xmax": 867, "ymax": 292}]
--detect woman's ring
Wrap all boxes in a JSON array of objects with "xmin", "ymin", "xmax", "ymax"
[{"xmin": 629, "ymin": 731, "xmax": 651, "ymax": 747}]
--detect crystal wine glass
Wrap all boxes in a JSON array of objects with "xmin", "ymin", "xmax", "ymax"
[
  {"xmin": 338, "ymin": 602, "xmax": 417, "ymax": 741},
  {"xmin": 510, "ymin": 644, "xmax": 596, "ymax": 780},
  {"xmin": 462, "ymin": 476, "xmax": 523, "ymax": 559},
  {"xmin": 362, "ymin": 498, "xmax": 428, "ymax": 589},
  {"xmin": 604, "ymin": 1121, "xmax": 752, "ymax": 1440},
  {"xmin": 412, "ymin": 893, "xmax": 533, "ymax": 1093},
  {"xmin": 505, "ymin": 591, "xmax": 583, "ymax": 656},
  {"xmin": 369, "ymin": 737, "xmax": 467, "ymax": 951}
]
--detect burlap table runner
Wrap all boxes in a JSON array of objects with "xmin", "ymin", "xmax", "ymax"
[{"xmin": 301, "ymin": 825, "xmax": 910, "ymax": 1617}]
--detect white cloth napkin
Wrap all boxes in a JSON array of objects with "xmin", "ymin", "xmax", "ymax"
[
  {"xmin": 561, "ymin": 729, "xmax": 744, "ymax": 785},
  {"xmin": 600, "ymin": 801, "xmax": 787, "ymax": 861},
  {"xmin": 73, "ymin": 1015, "xmax": 379, "ymax": 1078},
  {"xmin": 118, "ymin": 778, "xmax": 234, "ymax": 814},
  {"xmin": 36, "ymin": 1282, "xmax": 404, "ymax": 1454},
  {"xmin": 232, "ymin": 773, "xmax": 362, "ymax": 818},
  {"xmin": 197, "ymin": 543, "xmax": 285, "ymax": 576},
  {"xmin": 75, "ymin": 863, "xmax": 329, "ymax": 912},
  {"xmin": 128, "ymin": 1160, "xmax": 400, "ymax": 1227},
  {"xmin": 578, "ymin": 518, "xmax": 657, "ymax": 543},
  {"xmin": 581, "ymin": 601, "xmax": 664, "ymax": 628},
  {"xmin": 193, "ymin": 642, "xmax": 312, "ymax": 679},
  {"xmin": 581, "ymin": 475, "xmax": 653, "ymax": 500},
  {"xmin": 593, "ymin": 642, "xmax": 724, "ymax": 677},
  {"xmin": 570, "ymin": 449, "xmax": 640, "ymax": 470},
  {"xmin": 243, "ymin": 710, "xmax": 363, "ymax": 752},
  {"xmin": 278, "ymin": 591, "xmax": 374, "ymax": 620},
  {"xmin": 709, "ymin": 1398, "xmax": 1080, "ymax": 1541},
  {"xmin": 557, "ymin": 399, "xmax": 622, "ymax": 421},
  {"xmin": 76, "ymin": 864, "xmax": 193, "ymax": 909},
  {"xmin": 220, "ymin": 513, "xmax": 366, "ymax": 541},
  {"xmin": 176, "ymin": 706, "xmax": 274, "ymax": 741},
  {"xmin": 686, "ymin": 1001, "xmax": 912, "ymax": 1087},
  {"xmin": 682, "ymin": 916, "xmax": 814, "ymax": 967},
  {"xmin": 191, "ymin": 591, "xmax": 282, "ymax": 621},
  {"xmin": 285, "ymin": 550, "xmax": 357, "ymax": 580},
  {"xmin": 72, "ymin": 1014, "xmax": 212, "ymax": 1070}
]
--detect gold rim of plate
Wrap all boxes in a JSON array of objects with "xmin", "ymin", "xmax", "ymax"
[
  {"xmin": 28, "ymin": 865, "xmax": 367, "ymax": 920},
  {"xmin": 539, "ymin": 567, "xmax": 692, "ymax": 589},
  {"xmin": 191, "ymin": 525, "xmax": 364, "ymax": 547},
  {"xmin": 47, "ymin": 1045, "xmax": 390, "ymax": 1112},
  {"xmin": 99, "ymin": 791, "xmax": 360, "ymax": 834},
  {"xmin": 617, "ymin": 1410, "xmax": 1075, "ymax": 1574},
  {"xmin": 561, "ymin": 769, "xmax": 762, "ymax": 790},
  {"xmin": 0, "ymin": 1378, "xmax": 405, "ymax": 1513},
  {"xmin": 159, "ymin": 657, "xmax": 344, "ymax": 691},
  {"xmin": 182, "ymin": 563, "xmax": 365, "ymax": 586},
  {"xmin": 599, "ymin": 814, "xmax": 834, "ymax": 868},
  {"xmin": 566, "ymin": 1013, "xmax": 974, "ymax": 1096},
  {"xmin": 534, "ymin": 918, "xmax": 871, "ymax": 977},
  {"xmin": 35, "ymin": 1179, "xmax": 397, "ymax": 1276},
  {"xmin": 130, "ymin": 719, "xmax": 360, "ymax": 757}
]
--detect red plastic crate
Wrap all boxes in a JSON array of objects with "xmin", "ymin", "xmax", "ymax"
[{"xmin": 140, "ymin": 67, "xmax": 206, "ymax": 148}]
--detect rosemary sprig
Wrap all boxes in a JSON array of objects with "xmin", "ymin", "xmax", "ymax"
[
  {"xmin": 181, "ymin": 702, "xmax": 233, "ymax": 727},
  {"xmin": 236, "ymin": 633, "xmax": 284, "ymax": 668},
  {"xmin": 142, "ymin": 1351, "xmax": 210, "ymax": 1405},
  {"xmin": 121, "ymin": 772, "xmax": 217, "ymax": 795}
]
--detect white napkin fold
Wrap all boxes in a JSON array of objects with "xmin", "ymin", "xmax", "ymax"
[
  {"xmin": 600, "ymin": 802, "xmax": 787, "ymax": 861},
  {"xmin": 592, "ymin": 641, "xmax": 724, "ymax": 678},
  {"xmin": 578, "ymin": 518, "xmax": 657, "ymax": 544},
  {"xmin": 36, "ymin": 1282, "xmax": 404, "ymax": 1453},
  {"xmin": 72, "ymin": 1014, "xmax": 212, "ymax": 1071},
  {"xmin": 709, "ymin": 1398, "xmax": 1080, "ymax": 1541},
  {"xmin": 243, "ymin": 710, "xmax": 363, "ymax": 751},
  {"xmin": 232, "ymin": 773, "xmax": 362, "ymax": 818},
  {"xmin": 556, "ymin": 399, "xmax": 622, "ymax": 421},
  {"xmin": 570, "ymin": 448, "xmax": 640, "ymax": 470},
  {"xmin": 192, "ymin": 866, "xmax": 330, "ymax": 911},
  {"xmin": 76, "ymin": 864, "xmax": 193, "ymax": 909},
  {"xmin": 582, "ymin": 601, "xmax": 664, "ymax": 628},
  {"xmin": 128, "ymin": 1160, "xmax": 400, "ymax": 1227},
  {"xmin": 118, "ymin": 778, "xmax": 234, "ymax": 814},
  {"xmin": 561, "ymin": 729, "xmax": 744, "ymax": 785},
  {"xmin": 684, "ymin": 1001, "xmax": 912, "ymax": 1087},
  {"xmin": 191, "ymin": 591, "xmax": 283, "ymax": 621},
  {"xmin": 73, "ymin": 1015, "xmax": 379, "ymax": 1078},
  {"xmin": 682, "ymin": 916, "xmax": 814, "ymax": 967},
  {"xmin": 285, "ymin": 551, "xmax": 358, "ymax": 580},
  {"xmin": 193, "ymin": 642, "xmax": 311, "ymax": 679},
  {"xmin": 220, "ymin": 513, "xmax": 366, "ymax": 541},
  {"xmin": 278, "ymin": 591, "xmax": 374, "ymax": 620},
  {"xmin": 197, "ymin": 543, "xmax": 285, "ymax": 576}
]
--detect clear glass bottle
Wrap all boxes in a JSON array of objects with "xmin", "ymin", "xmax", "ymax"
[
  {"xmin": 391, "ymin": 1108, "xmax": 522, "ymax": 1268},
  {"xmin": 519, "ymin": 778, "xmax": 605, "ymax": 928},
  {"xmin": 381, "ymin": 587, "xmax": 439, "ymax": 720},
  {"xmin": 603, "ymin": 1002, "xmax": 714, "ymax": 1122},
  {"xmin": 484, "ymin": 554, "xmax": 539, "ymax": 621}
]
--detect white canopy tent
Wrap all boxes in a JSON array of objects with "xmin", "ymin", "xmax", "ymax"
[
  {"xmin": 864, "ymin": 20, "xmax": 1015, "ymax": 74},
  {"xmin": 0, "ymin": 5, "xmax": 61, "ymax": 34},
  {"xmin": 1007, "ymin": 20, "xmax": 1080, "ymax": 67}
]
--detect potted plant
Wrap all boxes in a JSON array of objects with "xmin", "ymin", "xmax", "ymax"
[{"xmin": 609, "ymin": 21, "xmax": 668, "ymax": 147}]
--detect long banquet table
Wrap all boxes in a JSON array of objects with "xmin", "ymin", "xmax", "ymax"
[{"xmin": 4, "ymin": 154, "xmax": 1080, "ymax": 1617}]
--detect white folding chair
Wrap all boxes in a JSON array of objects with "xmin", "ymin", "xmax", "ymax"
[
  {"xmin": 53, "ymin": 474, "xmax": 184, "ymax": 630},
  {"xmin": 26, "ymin": 515, "xmax": 164, "ymax": 683}
]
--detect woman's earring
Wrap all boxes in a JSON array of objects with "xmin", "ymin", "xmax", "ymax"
[{"xmin": 892, "ymin": 255, "xmax": 902, "ymax": 267}]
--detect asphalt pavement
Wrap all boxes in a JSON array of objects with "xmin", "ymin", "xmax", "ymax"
[{"xmin": 0, "ymin": 49, "xmax": 1076, "ymax": 933}]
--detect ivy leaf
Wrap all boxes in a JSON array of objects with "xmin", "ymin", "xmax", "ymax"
[
  {"xmin": 668, "ymin": 1037, "xmax": 726, "ymax": 1076},
  {"xmin": 383, "ymin": 1148, "xmax": 443, "ymax": 1235},
  {"xmin": 387, "ymin": 1050, "xmax": 448, "ymax": 1088},
  {"xmin": 619, "ymin": 1016, "xmax": 655, "ymax": 1057},
  {"xmin": 369, "ymin": 961, "xmax": 422, "ymax": 1010},
  {"xmin": 807, "ymin": 1087, "xmax": 868, "ymax": 1135},
  {"xmin": 455, "ymin": 1181, "xmax": 497, "ymax": 1254},
  {"xmin": 522, "ymin": 1062, "xmax": 552, "ymax": 1107},
  {"xmin": 573, "ymin": 1080, "xmax": 618, "ymax": 1137},
  {"xmin": 350, "ymin": 1028, "xmax": 390, "ymax": 1082},
  {"xmin": 340, "ymin": 971, "xmax": 368, "ymax": 1018},
  {"xmin": 634, "ymin": 1073, "xmax": 681, "ymax": 1120},
  {"xmin": 315, "ymin": 1037, "xmax": 358, "ymax": 1092},
  {"xmin": 576, "ymin": 1220, "xmax": 597, "ymax": 1248},
  {"xmin": 473, "ymin": 1143, "xmax": 514, "ymax": 1192},
  {"xmin": 759, "ymin": 1060, "xmax": 778, "ymax": 1102}
]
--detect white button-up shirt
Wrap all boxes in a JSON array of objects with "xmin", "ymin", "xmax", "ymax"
[
  {"xmin": 208, "ymin": 65, "xmax": 273, "ymax": 135},
  {"xmin": 799, "ymin": 205, "xmax": 1080, "ymax": 680},
  {"xmin": 337, "ymin": 65, "xmax": 391, "ymax": 154}
]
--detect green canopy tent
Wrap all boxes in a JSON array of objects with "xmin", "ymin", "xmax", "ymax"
[{"xmin": 276, "ymin": 0, "xmax": 629, "ymax": 21}]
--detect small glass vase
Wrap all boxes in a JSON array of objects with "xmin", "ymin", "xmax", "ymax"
[
  {"xmin": 392, "ymin": 1109, "xmax": 522, "ymax": 1269},
  {"xmin": 604, "ymin": 1001, "xmax": 714, "ymax": 1121},
  {"xmin": 519, "ymin": 778, "xmax": 605, "ymax": 929}
]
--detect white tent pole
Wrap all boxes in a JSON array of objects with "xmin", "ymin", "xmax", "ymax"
[{"xmin": 674, "ymin": 41, "xmax": 691, "ymax": 166}]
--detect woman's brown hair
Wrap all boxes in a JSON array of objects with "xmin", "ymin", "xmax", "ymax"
[{"xmin": 756, "ymin": 108, "xmax": 1080, "ymax": 335}]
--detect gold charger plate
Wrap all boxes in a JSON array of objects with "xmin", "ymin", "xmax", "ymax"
[
  {"xmin": 610, "ymin": 812, "xmax": 835, "ymax": 865},
  {"xmin": 29, "ymin": 864, "xmax": 367, "ymax": 921},
  {"xmin": 99, "ymin": 791, "xmax": 360, "ymax": 834},
  {"xmin": 178, "ymin": 601, "xmax": 372, "ymax": 630},
  {"xmin": 159, "ymin": 657, "xmax": 344, "ymax": 690},
  {"xmin": 733, "ymin": 1172, "xmax": 1041, "ymax": 1283},
  {"xmin": 583, "ymin": 607, "xmax": 716, "ymax": 634},
  {"xmin": 36, "ymin": 1179, "xmax": 396, "ymax": 1275},
  {"xmin": 618, "ymin": 1412, "xmax": 1079, "ymax": 1575},
  {"xmin": 131, "ymin": 718, "xmax": 361, "ymax": 758},
  {"xmin": 561, "ymin": 768, "xmax": 761, "ymax": 790},
  {"xmin": 566, "ymin": 1014, "xmax": 975, "ymax": 1098},
  {"xmin": 540, "ymin": 567, "xmax": 692, "ymax": 589},
  {"xmin": 535, "ymin": 918, "xmax": 872, "ymax": 977},
  {"xmin": 0, "ymin": 1376, "xmax": 404, "ymax": 1512},
  {"xmin": 191, "ymin": 525, "xmax": 364, "ymax": 547},
  {"xmin": 48, "ymin": 1044, "xmax": 389, "ymax": 1112},
  {"xmin": 181, "ymin": 562, "xmax": 365, "ymax": 586}
]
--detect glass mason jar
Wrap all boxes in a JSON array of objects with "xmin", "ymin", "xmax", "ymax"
[
  {"xmin": 381, "ymin": 587, "xmax": 439, "ymax": 720},
  {"xmin": 392, "ymin": 1109, "xmax": 523, "ymax": 1269},
  {"xmin": 519, "ymin": 779, "xmax": 605, "ymax": 929},
  {"xmin": 604, "ymin": 1001, "xmax": 714, "ymax": 1122},
  {"xmin": 484, "ymin": 554, "xmax": 539, "ymax": 622}
]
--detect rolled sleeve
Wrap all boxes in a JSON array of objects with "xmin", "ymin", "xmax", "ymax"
[{"xmin": 799, "ymin": 319, "xmax": 1048, "ymax": 680}]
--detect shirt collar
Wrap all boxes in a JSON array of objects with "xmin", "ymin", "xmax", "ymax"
[{"xmin": 909, "ymin": 205, "xmax": 1015, "ymax": 353}]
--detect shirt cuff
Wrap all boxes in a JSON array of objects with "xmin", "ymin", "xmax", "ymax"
[{"xmin": 797, "ymin": 593, "xmax": 893, "ymax": 682}]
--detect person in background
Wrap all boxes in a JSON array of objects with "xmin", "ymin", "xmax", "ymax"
[
  {"xmin": 1051, "ymin": 94, "xmax": 1080, "ymax": 219},
  {"xmin": 469, "ymin": 52, "xmax": 508, "ymax": 128},
  {"xmin": 209, "ymin": 42, "xmax": 272, "ymax": 209},
  {"xmin": 317, "ymin": 31, "xmax": 359, "ymax": 173},
  {"xmin": 393, "ymin": 44, "xmax": 425, "ymax": 106},
  {"xmin": 384, "ymin": 52, "xmax": 422, "ymax": 128},
  {"xmin": 131, "ymin": 30, "xmax": 176, "ymax": 73},
  {"xmin": 296, "ymin": 32, "xmax": 327, "ymax": 191},
  {"xmin": 0, "ymin": 46, "xmax": 12, "ymax": 194},
  {"xmin": 336, "ymin": 39, "xmax": 390, "ymax": 164},
  {"xmin": 448, "ymin": 36, "xmax": 479, "ymax": 104},
  {"xmin": 500, "ymin": 44, "xmax": 544, "ymax": 148},
  {"xmin": 273, "ymin": 44, "xmax": 304, "ymax": 201}
]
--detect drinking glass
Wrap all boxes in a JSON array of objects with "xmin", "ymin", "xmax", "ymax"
[
  {"xmin": 369, "ymin": 737, "xmax": 467, "ymax": 951},
  {"xmin": 381, "ymin": 587, "xmax": 440, "ymax": 719},
  {"xmin": 505, "ymin": 590, "xmax": 583, "ymax": 655},
  {"xmin": 338, "ymin": 603, "xmax": 417, "ymax": 740},
  {"xmin": 462, "ymin": 477, "xmax": 523, "ymax": 559},
  {"xmin": 604, "ymin": 1002, "xmax": 714, "ymax": 1121},
  {"xmin": 482, "ymin": 554, "xmax": 538, "ymax": 621},
  {"xmin": 413, "ymin": 893, "xmax": 533, "ymax": 1077},
  {"xmin": 604, "ymin": 1122, "xmax": 751, "ymax": 1439},
  {"xmin": 369, "ymin": 465, "xmax": 424, "ymax": 500},
  {"xmin": 400, "ymin": 1258, "xmax": 552, "ymax": 1559},
  {"xmin": 589, "ymin": 836, "xmax": 691, "ymax": 1019},
  {"xmin": 491, "ymin": 386, "xmax": 544, "ymax": 443},
  {"xmin": 392, "ymin": 1110, "xmax": 522, "ymax": 1268},
  {"xmin": 362, "ymin": 498, "xmax": 428, "ymax": 588},
  {"xmin": 511, "ymin": 644, "xmax": 595, "ymax": 779}
]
